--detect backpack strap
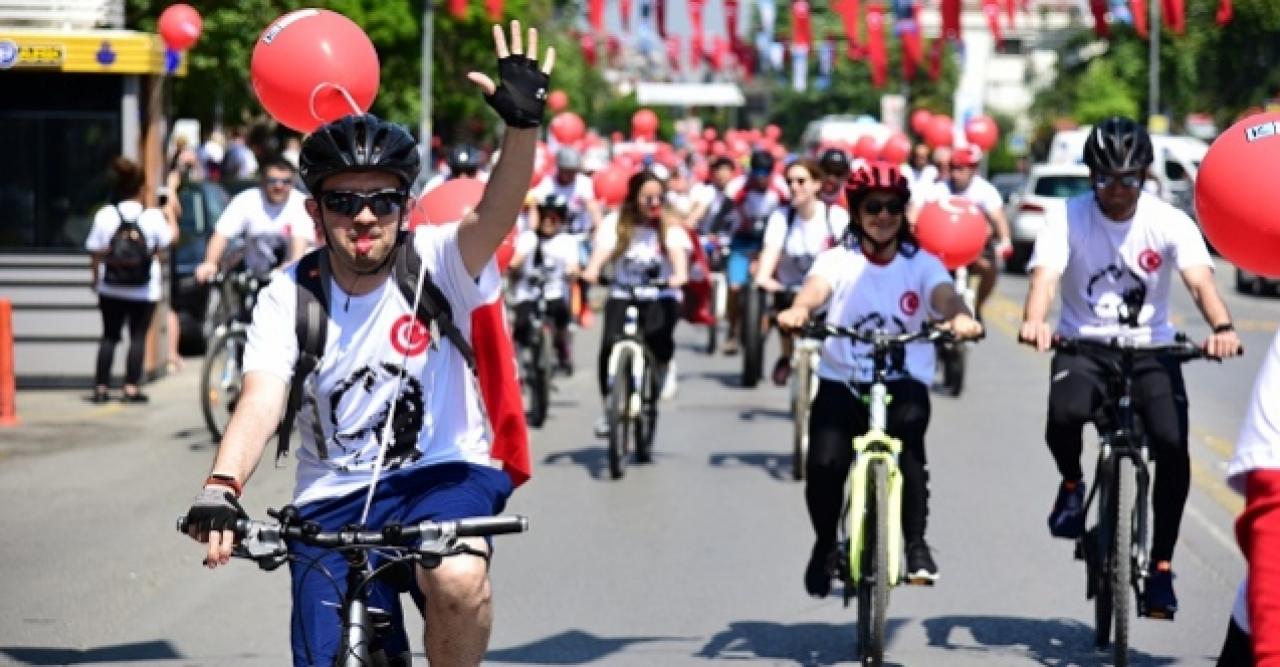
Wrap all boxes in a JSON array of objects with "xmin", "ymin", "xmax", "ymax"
[
  {"xmin": 392, "ymin": 236, "xmax": 478, "ymax": 371},
  {"xmin": 277, "ymin": 249, "xmax": 330, "ymax": 465}
]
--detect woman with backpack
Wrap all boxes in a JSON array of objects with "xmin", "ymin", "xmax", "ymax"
[{"xmin": 84, "ymin": 156, "xmax": 177, "ymax": 403}]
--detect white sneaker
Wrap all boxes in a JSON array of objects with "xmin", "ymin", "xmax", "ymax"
[
  {"xmin": 593, "ymin": 415, "xmax": 610, "ymax": 438},
  {"xmin": 660, "ymin": 361, "xmax": 678, "ymax": 400}
]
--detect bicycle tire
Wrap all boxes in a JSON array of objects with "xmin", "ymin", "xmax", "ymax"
[
  {"xmin": 635, "ymin": 360, "xmax": 657, "ymax": 464},
  {"xmin": 527, "ymin": 332, "xmax": 552, "ymax": 428},
  {"xmin": 791, "ymin": 352, "xmax": 810, "ymax": 481},
  {"xmin": 200, "ymin": 330, "xmax": 244, "ymax": 442},
  {"xmin": 607, "ymin": 348, "xmax": 634, "ymax": 480},
  {"xmin": 858, "ymin": 459, "xmax": 890, "ymax": 666},
  {"xmin": 706, "ymin": 318, "xmax": 718, "ymax": 355},
  {"xmin": 1095, "ymin": 468, "xmax": 1117, "ymax": 649},
  {"xmin": 741, "ymin": 287, "xmax": 764, "ymax": 388},
  {"xmin": 1112, "ymin": 457, "xmax": 1135, "ymax": 666},
  {"xmin": 942, "ymin": 343, "xmax": 966, "ymax": 397}
]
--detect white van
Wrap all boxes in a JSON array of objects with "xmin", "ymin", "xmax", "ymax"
[
  {"xmin": 1047, "ymin": 127, "xmax": 1206, "ymax": 220},
  {"xmin": 801, "ymin": 115, "xmax": 889, "ymax": 154}
]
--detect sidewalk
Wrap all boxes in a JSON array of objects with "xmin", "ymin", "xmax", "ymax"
[{"xmin": 0, "ymin": 357, "xmax": 205, "ymax": 460}]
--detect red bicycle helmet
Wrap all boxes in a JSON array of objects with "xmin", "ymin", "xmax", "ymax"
[{"xmin": 846, "ymin": 161, "xmax": 911, "ymax": 204}]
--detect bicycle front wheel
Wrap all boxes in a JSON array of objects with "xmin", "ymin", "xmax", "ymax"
[
  {"xmin": 200, "ymin": 330, "xmax": 245, "ymax": 442},
  {"xmin": 791, "ymin": 354, "xmax": 811, "ymax": 481},
  {"xmin": 635, "ymin": 359, "xmax": 658, "ymax": 464},
  {"xmin": 1111, "ymin": 457, "xmax": 1135, "ymax": 666},
  {"xmin": 858, "ymin": 459, "xmax": 890, "ymax": 666},
  {"xmin": 606, "ymin": 348, "xmax": 635, "ymax": 480}
]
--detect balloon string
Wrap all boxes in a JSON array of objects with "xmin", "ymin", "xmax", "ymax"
[{"xmin": 309, "ymin": 82, "xmax": 364, "ymax": 123}]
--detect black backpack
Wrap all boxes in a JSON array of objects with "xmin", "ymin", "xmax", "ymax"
[
  {"xmin": 102, "ymin": 205, "xmax": 153, "ymax": 286},
  {"xmin": 276, "ymin": 235, "xmax": 477, "ymax": 464}
]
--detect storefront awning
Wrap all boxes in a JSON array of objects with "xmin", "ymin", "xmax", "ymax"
[
  {"xmin": 635, "ymin": 82, "xmax": 745, "ymax": 107},
  {"xmin": 0, "ymin": 28, "xmax": 187, "ymax": 76}
]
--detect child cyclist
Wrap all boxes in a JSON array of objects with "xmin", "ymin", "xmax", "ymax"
[{"xmin": 508, "ymin": 193, "xmax": 579, "ymax": 374}]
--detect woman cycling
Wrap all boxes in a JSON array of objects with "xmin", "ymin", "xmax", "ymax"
[
  {"xmin": 582, "ymin": 170, "xmax": 690, "ymax": 437},
  {"xmin": 508, "ymin": 193, "xmax": 580, "ymax": 374},
  {"xmin": 776, "ymin": 162, "xmax": 983, "ymax": 595},
  {"xmin": 755, "ymin": 158, "xmax": 850, "ymax": 386}
]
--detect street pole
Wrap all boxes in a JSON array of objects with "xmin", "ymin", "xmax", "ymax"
[
  {"xmin": 420, "ymin": 0, "xmax": 434, "ymax": 177},
  {"xmin": 1148, "ymin": 0, "xmax": 1160, "ymax": 124}
]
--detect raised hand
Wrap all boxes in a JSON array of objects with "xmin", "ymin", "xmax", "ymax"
[{"xmin": 467, "ymin": 21, "xmax": 556, "ymax": 129}]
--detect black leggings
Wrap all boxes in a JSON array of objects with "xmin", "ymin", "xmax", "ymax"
[
  {"xmin": 513, "ymin": 298, "xmax": 572, "ymax": 361},
  {"xmin": 806, "ymin": 378, "xmax": 932, "ymax": 548},
  {"xmin": 1045, "ymin": 350, "xmax": 1190, "ymax": 563},
  {"xmin": 95, "ymin": 295, "xmax": 157, "ymax": 387},
  {"xmin": 597, "ymin": 297, "xmax": 679, "ymax": 397}
]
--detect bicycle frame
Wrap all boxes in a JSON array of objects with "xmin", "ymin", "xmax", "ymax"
[
  {"xmin": 844, "ymin": 347, "xmax": 906, "ymax": 587},
  {"xmin": 605, "ymin": 305, "xmax": 650, "ymax": 420}
]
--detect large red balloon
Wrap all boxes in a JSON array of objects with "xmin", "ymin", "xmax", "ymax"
[
  {"xmin": 547, "ymin": 90, "xmax": 569, "ymax": 113},
  {"xmin": 632, "ymin": 109, "xmax": 659, "ymax": 140},
  {"xmin": 159, "ymin": 4, "xmax": 202, "ymax": 51},
  {"xmin": 880, "ymin": 132, "xmax": 912, "ymax": 164},
  {"xmin": 251, "ymin": 9, "xmax": 379, "ymax": 133},
  {"xmin": 549, "ymin": 112, "xmax": 586, "ymax": 144},
  {"xmin": 910, "ymin": 109, "xmax": 934, "ymax": 136},
  {"xmin": 764, "ymin": 124, "xmax": 782, "ymax": 140},
  {"xmin": 924, "ymin": 115, "xmax": 954, "ymax": 149},
  {"xmin": 1196, "ymin": 112, "xmax": 1280, "ymax": 277},
  {"xmin": 853, "ymin": 135, "xmax": 880, "ymax": 161},
  {"xmin": 965, "ymin": 115, "xmax": 999, "ymax": 151},
  {"xmin": 593, "ymin": 167, "xmax": 629, "ymax": 207},
  {"xmin": 915, "ymin": 196, "xmax": 991, "ymax": 270},
  {"xmin": 410, "ymin": 178, "xmax": 486, "ymax": 227}
]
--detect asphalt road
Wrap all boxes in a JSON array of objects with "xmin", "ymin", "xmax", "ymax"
[{"xmin": 0, "ymin": 258, "xmax": 1274, "ymax": 666}]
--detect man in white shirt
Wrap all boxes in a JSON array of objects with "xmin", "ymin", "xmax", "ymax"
[
  {"xmin": 529, "ymin": 147, "xmax": 602, "ymax": 236},
  {"xmin": 1018, "ymin": 117, "xmax": 1241, "ymax": 620},
  {"xmin": 194, "ymin": 156, "xmax": 315, "ymax": 281}
]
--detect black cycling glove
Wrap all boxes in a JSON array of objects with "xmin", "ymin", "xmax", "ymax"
[
  {"xmin": 186, "ymin": 487, "xmax": 247, "ymax": 533},
  {"xmin": 484, "ymin": 54, "xmax": 549, "ymax": 129}
]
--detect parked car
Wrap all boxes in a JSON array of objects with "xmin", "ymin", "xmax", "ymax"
[
  {"xmin": 171, "ymin": 180, "xmax": 229, "ymax": 353},
  {"xmin": 1005, "ymin": 164, "xmax": 1092, "ymax": 273},
  {"xmin": 990, "ymin": 172, "xmax": 1026, "ymax": 205}
]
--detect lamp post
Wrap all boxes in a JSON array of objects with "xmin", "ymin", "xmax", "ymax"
[
  {"xmin": 1148, "ymin": 0, "xmax": 1160, "ymax": 124},
  {"xmin": 420, "ymin": 0, "xmax": 434, "ymax": 178}
]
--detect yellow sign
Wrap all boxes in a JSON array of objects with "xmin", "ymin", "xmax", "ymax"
[
  {"xmin": 1147, "ymin": 114, "xmax": 1170, "ymax": 136},
  {"xmin": 0, "ymin": 30, "xmax": 186, "ymax": 76}
]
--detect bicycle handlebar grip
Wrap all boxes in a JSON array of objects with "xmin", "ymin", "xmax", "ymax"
[{"xmin": 455, "ymin": 515, "xmax": 528, "ymax": 537}]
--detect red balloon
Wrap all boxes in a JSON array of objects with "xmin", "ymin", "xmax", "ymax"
[
  {"xmin": 711, "ymin": 140, "xmax": 727, "ymax": 156},
  {"xmin": 409, "ymin": 178, "xmax": 486, "ymax": 227},
  {"xmin": 910, "ymin": 109, "xmax": 934, "ymax": 136},
  {"xmin": 251, "ymin": 9, "xmax": 379, "ymax": 133},
  {"xmin": 914, "ymin": 196, "xmax": 992, "ymax": 270},
  {"xmin": 764, "ymin": 124, "xmax": 782, "ymax": 140},
  {"xmin": 853, "ymin": 135, "xmax": 880, "ymax": 161},
  {"xmin": 159, "ymin": 4, "xmax": 202, "ymax": 51},
  {"xmin": 1196, "ymin": 112, "xmax": 1280, "ymax": 277},
  {"xmin": 924, "ymin": 115, "xmax": 954, "ymax": 149},
  {"xmin": 632, "ymin": 109, "xmax": 659, "ymax": 140},
  {"xmin": 692, "ymin": 161, "xmax": 709, "ymax": 182},
  {"xmin": 880, "ymin": 132, "xmax": 912, "ymax": 164},
  {"xmin": 547, "ymin": 90, "xmax": 569, "ymax": 113},
  {"xmin": 593, "ymin": 167, "xmax": 629, "ymax": 207},
  {"xmin": 549, "ymin": 112, "xmax": 586, "ymax": 144},
  {"xmin": 702, "ymin": 127, "xmax": 718, "ymax": 142},
  {"xmin": 965, "ymin": 115, "xmax": 999, "ymax": 151}
]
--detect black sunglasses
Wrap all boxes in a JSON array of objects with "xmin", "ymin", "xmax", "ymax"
[
  {"xmin": 1093, "ymin": 173, "xmax": 1143, "ymax": 189},
  {"xmin": 320, "ymin": 189, "xmax": 408, "ymax": 217},
  {"xmin": 265, "ymin": 176, "xmax": 293, "ymax": 186},
  {"xmin": 862, "ymin": 199, "xmax": 905, "ymax": 215},
  {"xmin": 787, "ymin": 176, "xmax": 810, "ymax": 185}
]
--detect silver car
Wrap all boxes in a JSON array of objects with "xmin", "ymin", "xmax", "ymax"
[{"xmin": 1006, "ymin": 164, "xmax": 1092, "ymax": 273}]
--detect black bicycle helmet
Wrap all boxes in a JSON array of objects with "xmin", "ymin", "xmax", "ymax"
[
  {"xmin": 749, "ymin": 149, "xmax": 774, "ymax": 174},
  {"xmin": 299, "ymin": 113, "xmax": 421, "ymax": 193},
  {"xmin": 1083, "ymin": 117, "xmax": 1153, "ymax": 173},
  {"xmin": 446, "ymin": 144, "xmax": 481, "ymax": 174},
  {"xmin": 818, "ymin": 147, "xmax": 852, "ymax": 177},
  {"xmin": 537, "ymin": 192, "xmax": 569, "ymax": 220}
]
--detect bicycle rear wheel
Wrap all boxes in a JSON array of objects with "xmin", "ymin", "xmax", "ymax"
[
  {"xmin": 635, "ymin": 359, "xmax": 658, "ymax": 464},
  {"xmin": 526, "ymin": 333, "xmax": 552, "ymax": 428},
  {"xmin": 741, "ymin": 287, "xmax": 764, "ymax": 387},
  {"xmin": 200, "ymin": 330, "xmax": 244, "ymax": 442},
  {"xmin": 606, "ymin": 349, "xmax": 635, "ymax": 480},
  {"xmin": 791, "ymin": 353, "xmax": 811, "ymax": 481},
  {"xmin": 858, "ymin": 460, "xmax": 890, "ymax": 666},
  {"xmin": 1112, "ymin": 458, "xmax": 1135, "ymax": 666}
]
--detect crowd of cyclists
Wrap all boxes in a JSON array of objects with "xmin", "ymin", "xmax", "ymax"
[{"xmin": 173, "ymin": 22, "xmax": 1264, "ymax": 663}]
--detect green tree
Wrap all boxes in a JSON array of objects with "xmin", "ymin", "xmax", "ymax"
[{"xmin": 1073, "ymin": 58, "xmax": 1140, "ymax": 124}]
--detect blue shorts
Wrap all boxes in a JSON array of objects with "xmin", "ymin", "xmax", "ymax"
[
  {"xmin": 727, "ymin": 239, "xmax": 761, "ymax": 288},
  {"xmin": 287, "ymin": 463, "xmax": 513, "ymax": 666}
]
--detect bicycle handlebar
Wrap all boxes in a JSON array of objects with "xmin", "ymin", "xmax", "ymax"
[
  {"xmin": 1051, "ymin": 334, "xmax": 1214, "ymax": 361},
  {"xmin": 793, "ymin": 322, "xmax": 957, "ymax": 347},
  {"xmin": 596, "ymin": 275, "xmax": 669, "ymax": 290}
]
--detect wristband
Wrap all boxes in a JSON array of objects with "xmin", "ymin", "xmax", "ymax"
[
  {"xmin": 205, "ymin": 473, "xmax": 242, "ymax": 498},
  {"xmin": 1213, "ymin": 323, "xmax": 1235, "ymax": 334}
]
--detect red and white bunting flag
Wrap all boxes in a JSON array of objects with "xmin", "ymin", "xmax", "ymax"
[{"xmin": 867, "ymin": 2, "xmax": 888, "ymax": 88}]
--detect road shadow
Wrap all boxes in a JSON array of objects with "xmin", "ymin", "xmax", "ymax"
[
  {"xmin": 542, "ymin": 446, "xmax": 613, "ymax": 480},
  {"xmin": 698, "ymin": 371, "xmax": 746, "ymax": 389},
  {"xmin": 922, "ymin": 615, "xmax": 1179, "ymax": 666},
  {"xmin": 174, "ymin": 427, "xmax": 218, "ymax": 451},
  {"xmin": 0, "ymin": 640, "xmax": 182, "ymax": 665},
  {"xmin": 738, "ymin": 407, "xmax": 791, "ymax": 421},
  {"xmin": 696, "ymin": 619, "xmax": 908, "ymax": 666},
  {"xmin": 487, "ymin": 629, "xmax": 691, "ymax": 664},
  {"xmin": 709, "ymin": 451, "xmax": 794, "ymax": 482}
]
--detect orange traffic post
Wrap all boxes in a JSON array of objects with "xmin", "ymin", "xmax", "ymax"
[{"xmin": 0, "ymin": 298, "xmax": 17, "ymax": 426}]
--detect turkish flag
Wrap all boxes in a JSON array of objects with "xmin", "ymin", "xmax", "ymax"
[
  {"xmin": 941, "ymin": 0, "xmax": 961, "ymax": 39},
  {"xmin": 1216, "ymin": 0, "xmax": 1233, "ymax": 26},
  {"xmin": 982, "ymin": 0, "xmax": 1002, "ymax": 43},
  {"xmin": 793, "ymin": 1, "xmax": 813, "ymax": 48},
  {"xmin": 589, "ymin": 0, "xmax": 604, "ymax": 32},
  {"xmin": 867, "ymin": 2, "xmax": 888, "ymax": 88},
  {"xmin": 690, "ymin": 0, "xmax": 705, "ymax": 64},
  {"xmin": 1131, "ymin": 0, "xmax": 1148, "ymax": 37},
  {"xmin": 681, "ymin": 227, "xmax": 715, "ymax": 326},
  {"xmin": 1006, "ymin": 0, "xmax": 1016, "ymax": 27},
  {"xmin": 927, "ymin": 36, "xmax": 946, "ymax": 81},
  {"xmin": 834, "ymin": 0, "xmax": 862, "ymax": 60},
  {"xmin": 1161, "ymin": 0, "xmax": 1185, "ymax": 34},
  {"xmin": 408, "ymin": 195, "xmax": 531, "ymax": 488},
  {"xmin": 1091, "ymin": 0, "xmax": 1112, "ymax": 38}
]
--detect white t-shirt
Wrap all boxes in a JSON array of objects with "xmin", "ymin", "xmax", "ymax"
[
  {"xmin": 84, "ymin": 201, "xmax": 173, "ymax": 302},
  {"xmin": 902, "ymin": 163, "xmax": 938, "ymax": 194},
  {"xmin": 1027, "ymin": 192, "xmax": 1213, "ymax": 343},
  {"xmin": 215, "ymin": 188, "xmax": 315, "ymax": 274},
  {"xmin": 734, "ymin": 187, "xmax": 786, "ymax": 238},
  {"xmin": 762, "ymin": 202, "xmax": 851, "ymax": 287},
  {"xmin": 920, "ymin": 176, "xmax": 1004, "ymax": 215},
  {"xmin": 512, "ymin": 231, "xmax": 578, "ymax": 303},
  {"xmin": 594, "ymin": 212, "xmax": 692, "ymax": 300},
  {"xmin": 693, "ymin": 185, "xmax": 737, "ymax": 236},
  {"xmin": 1228, "ymin": 329, "xmax": 1280, "ymax": 492},
  {"xmin": 242, "ymin": 224, "xmax": 501, "ymax": 506},
  {"xmin": 811, "ymin": 247, "xmax": 952, "ymax": 385},
  {"xmin": 531, "ymin": 173, "xmax": 596, "ymax": 234}
]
